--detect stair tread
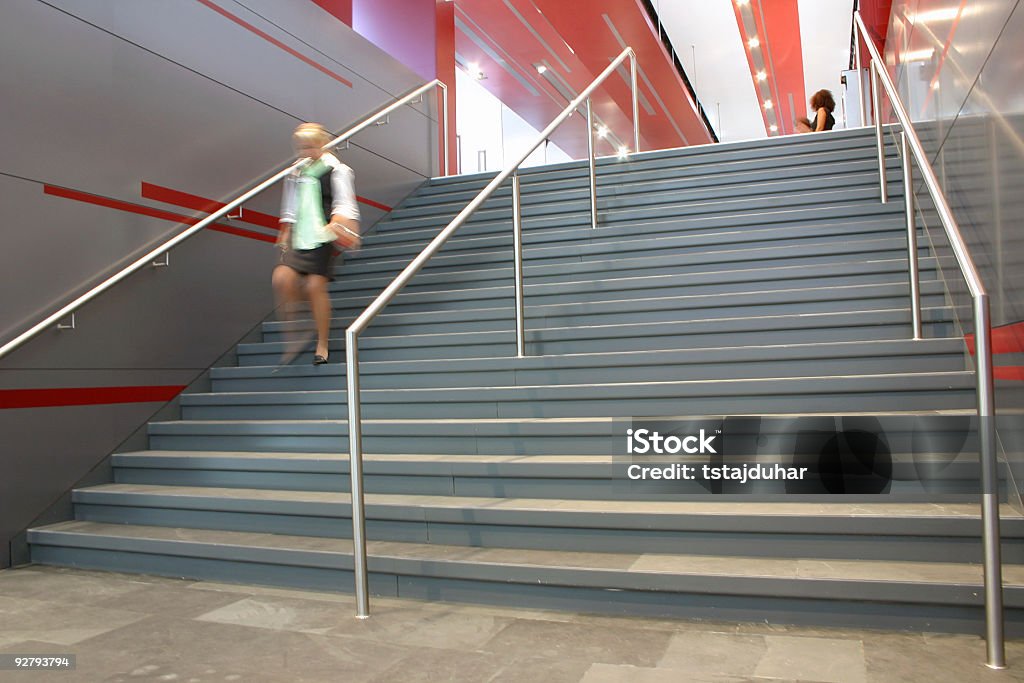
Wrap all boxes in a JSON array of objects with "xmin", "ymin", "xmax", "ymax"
[
  {"xmin": 73, "ymin": 482, "xmax": 1022, "ymax": 521},
  {"xmin": 30, "ymin": 521, "xmax": 1024, "ymax": 591}
]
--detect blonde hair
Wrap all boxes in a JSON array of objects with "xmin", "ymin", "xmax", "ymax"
[{"xmin": 292, "ymin": 122, "xmax": 331, "ymax": 147}]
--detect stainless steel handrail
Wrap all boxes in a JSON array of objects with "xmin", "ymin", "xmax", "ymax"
[
  {"xmin": 0, "ymin": 79, "xmax": 449, "ymax": 361},
  {"xmin": 344, "ymin": 47, "xmax": 640, "ymax": 617},
  {"xmin": 854, "ymin": 11, "xmax": 1003, "ymax": 669}
]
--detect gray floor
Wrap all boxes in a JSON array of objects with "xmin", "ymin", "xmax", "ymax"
[{"xmin": 2, "ymin": 565, "xmax": 1024, "ymax": 683}]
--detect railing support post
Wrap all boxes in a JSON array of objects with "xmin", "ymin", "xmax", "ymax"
[
  {"xmin": 512, "ymin": 173, "xmax": 526, "ymax": 357},
  {"xmin": 854, "ymin": 22, "xmax": 867, "ymax": 126},
  {"xmin": 975, "ymin": 295, "xmax": 1005, "ymax": 669},
  {"xmin": 345, "ymin": 330, "xmax": 370, "ymax": 619},
  {"xmin": 630, "ymin": 51, "xmax": 640, "ymax": 152},
  {"xmin": 901, "ymin": 131, "xmax": 922, "ymax": 340},
  {"xmin": 587, "ymin": 97, "xmax": 597, "ymax": 229},
  {"xmin": 872, "ymin": 62, "xmax": 888, "ymax": 204}
]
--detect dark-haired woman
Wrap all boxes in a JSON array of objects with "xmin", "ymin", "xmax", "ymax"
[{"xmin": 796, "ymin": 89, "xmax": 836, "ymax": 133}]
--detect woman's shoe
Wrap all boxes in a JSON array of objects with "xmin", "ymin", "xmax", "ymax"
[{"xmin": 313, "ymin": 354, "xmax": 328, "ymax": 365}]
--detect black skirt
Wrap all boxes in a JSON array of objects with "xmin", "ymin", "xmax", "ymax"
[{"xmin": 280, "ymin": 243, "xmax": 337, "ymax": 280}]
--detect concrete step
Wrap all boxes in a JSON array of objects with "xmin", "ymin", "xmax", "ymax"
[{"xmin": 28, "ymin": 520, "xmax": 1024, "ymax": 634}]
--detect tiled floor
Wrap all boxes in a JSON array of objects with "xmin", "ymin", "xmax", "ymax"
[{"xmin": 1, "ymin": 565, "xmax": 1023, "ymax": 682}]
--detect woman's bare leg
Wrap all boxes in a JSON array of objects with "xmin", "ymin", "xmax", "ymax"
[
  {"xmin": 272, "ymin": 264, "xmax": 306, "ymax": 363},
  {"xmin": 306, "ymin": 274, "xmax": 332, "ymax": 360}
]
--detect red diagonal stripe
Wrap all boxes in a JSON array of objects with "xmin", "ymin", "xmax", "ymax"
[
  {"xmin": 965, "ymin": 321, "xmax": 1024, "ymax": 355},
  {"xmin": 194, "ymin": 0, "xmax": 353, "ymax": 88},
  {"xmin": 141, "ymin": 182, "xmax": 281, "ymax": 230},
  {"xmin": 44, "ymin": 185, "xmax": 276, "ymax": 243},
  {"xmin": 143, "ymin": 181, "xmax": 392, "ymax": 220},
  {"xmin": 995, "ymin": 366, "xmax": 1024, "ymax": 381},
  {"xmin": 0, "ymin": 385, "xmax": 185, "ymax": 409}
]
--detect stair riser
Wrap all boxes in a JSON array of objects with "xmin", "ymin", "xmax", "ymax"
[
  {"xmin": 341, "ymin": 217, "xmax": 911, "ymax": 278},
  {"xmin": 329, "ymin": 246, "xmax": 930, "ymax": 301},
  {"xmin": 213, "ymin": 353, "xmax": 965, "ymax": 392},
  {"xmin": 263, "ymin": 293, "xmax": 950, "ymax": 341},
  {"xmin": 379, "ymin": 173, "xmax": 903, "ymax": 234},
  {"xmin": 237, "ymin": 320, "xmax": 956, "ymax": 365},
  {"xmin": 397, "ymin": 157, "xmax": 903, "ymax": 214}
]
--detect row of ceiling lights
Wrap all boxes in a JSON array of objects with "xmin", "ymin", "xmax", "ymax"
[{"xmin": 735, "ymin": 0, "xmax": 779, "ymax": 133}]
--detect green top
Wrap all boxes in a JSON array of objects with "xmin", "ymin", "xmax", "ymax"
[{"xmin": 292, "ymin": 158, "xmax": 335, "ymax": 250}]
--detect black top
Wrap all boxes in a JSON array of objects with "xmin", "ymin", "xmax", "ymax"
[{"xmin": 814, "ymin": 109, "xmax": 835, "ymax": 131}]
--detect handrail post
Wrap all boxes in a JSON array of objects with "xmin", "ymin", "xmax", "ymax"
[
  {"xmin": 512, "ymin": 173, "xmax": 526, "ymax": 357},
  {"xmin": 630, "ymin": 51, "xmax": 640, "ymax": 152},
  {"xmin": 872, "ymin": 62, "xmax": 888, "ymax": 204},
  {"xmin": 901, "ymin": 131, "xmax": 922, "ymax": 340},
  {"xmin": 976, "ymin": 295, "xmax": 1006, "ymax": 669},
  {"xmin": 439, "ymin": 82, "xmax": 450, "ymax": 176},
  {"xmin": 854, "ymin": 13, "xmax": 1004, "ymax": 665},
  {"xmin": 587, "ymin": 97, "xmax": 598, "ymax": 229},
  {"xmin": 345, "ymin": 329, "xmax": 370, "ymax": 618},
  {"xmin": 854, "ymin": 22, "xmax": 867, "ymax": 126}
]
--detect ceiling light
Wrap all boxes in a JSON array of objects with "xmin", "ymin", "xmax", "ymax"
[
  {"xmin": 910, "ymin": 8, "xmax": 961, "ymax": 23},
  {"xmin": 617, "ymin": 145, "xmax": 630, "ymax": 159},
  {"xmin": 769, "ymin": 124, "xmax": 778, "ymax": 132},
  {"xmin": 467, "ymin": 62, "xmax": 485, "ymax": 80},
  {"xmin": 748, "ymin": 37, "xmax": 760, "ymax": 49},
  {"xmin": 596, "ymin": 125, "xmax": 609, "ymax": 138},
  {"xmin": 755, "ymin": 70, "xmax": 767, "ymax": 81},
  {"xmin": 902, "ymin": 48, "xmax": 935, "ymax": 62},
  {"xmin": 536, "ymin": 64, "xmax": 547, "ymax": 74},
  {"xmin": 763, "ymin": 99, "xmax": 773, "ymax": 110}
]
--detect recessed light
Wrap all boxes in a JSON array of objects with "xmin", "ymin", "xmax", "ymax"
[
  {"xmin": 617, "ymin": 146, "xmax": 630, "ymax": 159},
  {"xmin": 596, "ymin": 125, "xmax": 609, "ymax": 138},
  {"xmin": 769, "ymin": 124, "xmax": 778, "ymax": 132},
  {"xmin": 536, "ymin": 64, "xmax": 547, "ymax": 74},
  {"xmin": 755, "ymin": 71, "xmax": 767, "ymax": 81},
  {"xmin": 748, "ymin": 37, "xmax": 760, "ymax": 49},
  {"xmin": 763, "ymin": 99, "xmax": 773, "ymax": 110}
]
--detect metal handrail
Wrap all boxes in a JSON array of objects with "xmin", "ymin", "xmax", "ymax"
[
  {"xmin": 853, "ymin": 11, "xmax": 1003, "ymax": 669},
  {"xmin": 0, "ymin": 79, "xmax": 449, "ymax": 361},
  {"xmin": 344, "ymin": 47, "xmax": 640, "ymax": 617}
]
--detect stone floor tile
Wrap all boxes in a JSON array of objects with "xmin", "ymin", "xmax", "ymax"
[
  {"xmin": 658, "ymin": 630, "xmax": 768, "ymax": 676},
  {"xmin": 480, "ymin": 618, "xmax": 674, "ymax": 667},
  {"xmin": 754, "ymin": 635, "xmax": 867, "ymax": 683}
]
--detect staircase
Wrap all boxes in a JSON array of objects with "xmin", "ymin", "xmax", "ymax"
[{"xmin": 28, "ymin": 127, "xmax": 1024, "ymax": 633}]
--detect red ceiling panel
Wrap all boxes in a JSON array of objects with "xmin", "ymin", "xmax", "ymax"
[{"xmin": 454, "ymin": 0, "xmax": 713, "ymax": 157}]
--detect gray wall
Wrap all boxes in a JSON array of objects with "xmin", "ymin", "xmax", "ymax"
[
  {"xmin": 883, "ymin": 1, "xmax": 1024, "ymax": 490},
  {"xmin": 0, "ymin": 0, "xmax": 443, "ymax": 567}
]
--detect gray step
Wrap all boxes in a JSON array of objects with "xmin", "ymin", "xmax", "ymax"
[
  {"xmin": 65, "ymin": 484, "xmax": 1021, "ymax": 562},
  {"xmin": 108, "ymin": 448, "xmax": 993, "ymax": 503},
  {"xmin": 337, "ymin": 215, "xmax": 912, "ymax": 282},
  {"xmin": 151, "ymin": 412, "xmax": 990, "ymax": 457},
  {"xmin": 419, "ymin": 128, "xmax": 891, "ymax": 195},
  {"xmin": 319, "ymin": 258, "xmax": 946, "ymax": 320},
  {"xmin": 178, "ymin": 371, "xmax": 976, "ymax": 420},
  {"xmin": 271, "ymin": 278, "xmax": 949, "ymax": 340},
  {"xmin": 352, "ymin": 190, "xmax": 903, "ymax": 261},
  {"xmin": 329, "ymin": 234, "xmax": 927, "ymax": 300},
  {"xmin": 377, "ymin": 169, "xmax": 903, "ymax": 236},
  {"xmin": 212, "ymin": 338, "xmax": 968, "ymax": 392},
  {"xmin": 395, "ymin": 154, "xmax": 902, "ymax": 216},
  {"xmin": 237, "ymin": 306, "xmax": 957, "ymax": 365},
  {"xmin": 27, "ymin": 521, "xmax": 1024, "ymax": 634}
]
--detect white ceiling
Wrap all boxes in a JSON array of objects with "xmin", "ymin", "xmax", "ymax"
[{"xmin": 652, "ymin": 0, "xmax": 855, "ymax": 143}]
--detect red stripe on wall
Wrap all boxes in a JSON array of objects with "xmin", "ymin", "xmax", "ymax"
[
  {"xmin": 194, "ymin": 0, "xmax": 353, "ymax": 88},
  {"xmin": 995, "ymin": 367, "xmax": 1024, "ymax": 382},
  {"xmin": 355, "ymin": 195, "xmax": 392, "ymax": 212},
  {"xmin": 964, "ymin": 321, "xmax": 1024, "ymax": 355},
  {"xmin": 0, "ymin": 385, "xmax": 186, "ymax": 410},
  {"xmin": 141, "ymin": 182, "xmax": 281, "ymax": 230},
  {"xmin": 143, "ymin": 182, "xmax": 392, "ymax": 220},
  {"xmin": 44, "ymin": 185, "xmax": 277, "ymax": 244}
]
